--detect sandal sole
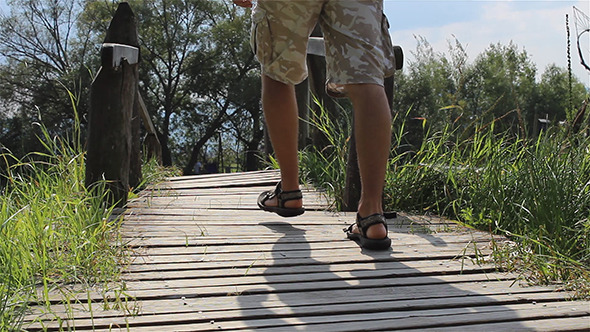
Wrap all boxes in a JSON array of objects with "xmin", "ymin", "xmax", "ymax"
[
  {"xmin": 257, "ymin": 191, "xmax": 304, "ymax": 217},
  {"xmin": 346, "ymin": 230, "xmax": 392, "ymax": 251}
]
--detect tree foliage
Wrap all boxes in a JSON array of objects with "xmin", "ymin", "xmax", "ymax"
[
  {"xmin": 394, "ymin": 37, "xmax": 589, "ymax": 139},
  {"xmin": 0, "ymin": 0, "xmax": 94, "ymax": 156},
  {"xmin": 79, "ymin": 0, "xmax": 260, "ymax": 170},
  {"xmin": 0, "ymin": 3, "xmax": 587, "ymax": 172},
  {"xmin": 0, "ymin": 0, "xmax": 261, "ymax": 173}
]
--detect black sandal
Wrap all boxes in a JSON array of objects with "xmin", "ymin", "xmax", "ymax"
[
  {"xmin": 344, "ymin": 213, "xmax": 391, "ymax": 250},
  {"xmin": 257, "ymin": 182, "xmax": 305, "ymax": 217}
]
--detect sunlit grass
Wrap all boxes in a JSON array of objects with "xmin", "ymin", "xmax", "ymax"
[
  {"xmin": 300, "ymin": 102, "xmax": 590, "ymax": 296},
  {"xmin": 0, "ymin": 116, "xmax": 125, "ymax": 329},
  {"xmin": 299, "ymin": 97, "xmax": 351, "ymax": 210}
]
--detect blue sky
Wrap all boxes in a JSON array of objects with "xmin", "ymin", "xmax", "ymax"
[{"xmin": 383, "ymin": 1, "xmax": 590, "ymax": 86}]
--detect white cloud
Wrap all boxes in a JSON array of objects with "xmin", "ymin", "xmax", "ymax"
[{"xmin": 387, "ymin": 1, "xmax": 590, "ymax": 87}]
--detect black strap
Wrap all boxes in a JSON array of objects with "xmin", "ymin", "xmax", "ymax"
[
  {"xmin": 357, "ymin": 214, "xmax": 387, "ymax": 237},
  {"xmin": 274, "ymin": 182, "xmax": 302, "ymax": 208}
]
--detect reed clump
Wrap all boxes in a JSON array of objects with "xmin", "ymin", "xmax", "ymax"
[
  {"xmin": 300, "ymin": 104, "xmax": 590, "ymax": 296},
  {"xmin": 0, "ymin": 119, "xmax": 125, "ymax": 329}
]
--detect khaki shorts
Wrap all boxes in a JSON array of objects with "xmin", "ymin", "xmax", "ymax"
[{"xmin": 250, "ymin": 0, "xmax": 395, "ymax": 95}]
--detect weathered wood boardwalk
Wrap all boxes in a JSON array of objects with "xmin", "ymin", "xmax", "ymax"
[{"xmin": 25, "ymin": 170, "xmax": 590, "ymax": 331}]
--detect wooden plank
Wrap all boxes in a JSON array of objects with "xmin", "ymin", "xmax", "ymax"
[
  {"xmin": 25, "ymin": 281, "xmax": 565, "ymax": 320},
  {"xmin": 122, "ymin": 252, "xmax": 494, "ymax": 273},
  {"xmin": 130, "ymin": 187, "xmax": 324, "ymax": 200},
  {"xmin": 405, "ymin": 316, "xmax": 590, "ymax": 331},
  {"xmin": 24, "ymin": 171, "xmax": 590, "ymax": 331},
  {"xmin": 152, "ymin": 175, "xmax": 281, "ymax": 190},
  {"xmin": 121, "ymin": 239, "xmax": 492, "ymax": 256},
  {"xmin": 123, "ymin": 248, "xmax": 493, "ymax": 268},
  {"xmin": 119, "ymin": 212, "xmax": 462, "ymax": 235},
  {"xmin": 119, "ymin": 258, "xmax": 498, "ymax": 281},
  {"xmin": 119, "ymin": 222, "xmax": 489, "ymax": 238},
  {"xmin": 118, "ymin": 213, "xmax": 457, "ymax": 226},
  {"xmin": 120, "ymin": 230, "xmax": 478, "ymax": 243},
  {"xmin": 119, "ymin": 265, "xmax": 501, "ymax": 292},
  {"xmin": 28, "ymin": 292, "xmax": 584, "ymax": 330},
  {"xmin": 122, "ymin": 257, "xmax": 488, "ymax": 274},
  {"xmin": 124, "ymin": 236, "xmax": 493, "ymax": 256},
  {"xmin": 24, "ymin": 278, "xmax": 561, "ymax": 315},
  {"xmin": 122, "ymin": 227, "xmax": 487, "ymax": 239},
  {"xmin": 165, "ymin": 169, "xmax": 280, "ymax": 182},
  {"xmin": 39, "ymin": 272, "xmax": 516, "ymax": 303},
  {"xmin": 34, "ymin": 301, "xmax": 590, "ymax": 331}
]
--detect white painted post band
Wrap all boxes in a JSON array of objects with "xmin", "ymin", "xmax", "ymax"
[{"xmin": 101, "ymin": 43, "xmax": 139, "ymax": 67}]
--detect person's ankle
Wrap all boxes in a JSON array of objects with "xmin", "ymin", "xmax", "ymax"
[
  {"xmin": 280, "ymin": 182, "xmax": 300, "ymax": 193},
  {"xmin": 357, "ymin": 207, "xmax": 383, "ymax": 220},
  {"xmin": 284, "ymin": 198, "xmax": 303, "ymax": 209},
  {"xmin": 357, "ymin": 198, "xmax": 383, "ymax": 218},
  {"xmin": 357, "ymin": 209, "xmax": 387, "ymax": 239}
]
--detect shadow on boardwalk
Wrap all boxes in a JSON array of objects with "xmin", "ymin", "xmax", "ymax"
[{"xmin": 236, "ymin": 220, "xmax": 528, "ymax": 331}]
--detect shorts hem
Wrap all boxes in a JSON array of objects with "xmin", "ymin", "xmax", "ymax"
[{"xmin": 261, "ymin": 66, "xmax": 308, "ymax": 86}]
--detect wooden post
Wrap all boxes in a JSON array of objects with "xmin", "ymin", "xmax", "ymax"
[
  {"xmin": 342, "ymin": 120, "xmax": 361, "ymax": 212},
  {"xmin": 295, "ymin": 78, "xmax": 310, "ymax": 149},
  {"xmin": 136, "ymin": 92, "xmax": 163, "ymax": 164},
  {"xmin": 85, "ymin": 2, "xmax": 140, "ymax": 206},
  {"xmin": 307, "ymin": 25, "xmax": 338, "ymax": 149},
  {"xmin": 130, "ymin": 90, "xmax": 142, "ymax": 190}
]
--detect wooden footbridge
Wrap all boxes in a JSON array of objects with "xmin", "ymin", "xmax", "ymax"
[{"xmin": 25, "ymin": 170, "xmax": 590, "ymax": 331}]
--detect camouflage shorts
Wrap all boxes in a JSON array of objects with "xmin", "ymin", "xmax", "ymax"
[{"xmin": 250, "ymin": 0, "xmax": 395, "ymax": 95}]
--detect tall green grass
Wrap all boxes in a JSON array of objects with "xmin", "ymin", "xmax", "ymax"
[
  {"xmin": 0, "ymin": 119, "xmax": 124, "ymax": 329},
  {"xmin": 451, "ymin": 127, "xmax": 590, "ymax": 288},
  {"xmin": 300, "ymin": 103, "xmax": 590, "ymax": 294},
  {"xmin": 299, "ymin": 98, "xmax": 352, "ymax": 210}
]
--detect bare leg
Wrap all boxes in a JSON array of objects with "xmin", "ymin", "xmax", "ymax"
[
  {"xmin": 346, "ymin": 84, "xmax": 392, "ymax": 239},
  {"xmin": 261, "ymin": 74, "xmax": 303, "ymax": 209}
]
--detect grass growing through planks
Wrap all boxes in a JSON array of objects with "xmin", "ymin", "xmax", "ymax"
[
  {"xmin": 300, "ymin": 102, "xmax": 590, "ymax": 296},
  {"xmin": 299, "ymin": 97, "xmax": 352, "ymax": 210},
  {"xmin": 0, "ymin": 117, "xmax": 126, "ymax": 330}
]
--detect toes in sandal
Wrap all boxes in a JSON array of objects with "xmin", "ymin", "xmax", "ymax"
[
  {"xmin": 344, "ymin": 213, "xmax": 391, "ymax": 250},
  {"xmin": 257, "ymin": 182, "xmax": 305, "ymax": 218}
]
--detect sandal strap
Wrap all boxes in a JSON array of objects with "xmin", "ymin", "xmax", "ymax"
[
  {"xmin": 274, "ymin": 182, "xmax": 302, "ymax": 208},
  {"xmin": 356, "ymin": 213, "xmax": 388, "ymax": 237},
  {"xmin": 279, "ymin": 189, "xmax": 302, "ymax": 201}
]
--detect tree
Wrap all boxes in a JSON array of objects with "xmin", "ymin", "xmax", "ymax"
[
  {"xmin": 0, "ymin": 0, "xmax": 94, "ymax": 156},
  {"xmin": 180, "ymin": 5, "xmax": 261, "ymax": 174},
  {"xmin": 0, "ymin": 0, "xmax": 261, "ymax": 172},
  {"xmin": 462, "ymin": 42, "xmax": 538, "ymax": 135},
  {"xmin": 80, "ymin": 1, "xmax": 261, "ymax": 171},
  {"xmin": 394, "ymin": 36, "xmax": 456, "ymax": 122},
  {"xmin": 392, "ymin": 36, "xmax": 472, "ymax": 153},
  {"xmin": 393, "ymin": 38, "xmax": 585, "ymax": 140},
  {"xmin": 537, "ymin": 64, "xmax": 588, "ymax": 123}
]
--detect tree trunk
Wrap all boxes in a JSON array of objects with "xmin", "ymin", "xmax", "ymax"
[
  {"xmin": 183, "ymin": 102, "xmax": 229, "ymax": 175},
  {"xmin": 158, "ymin": 131, "xmax": 173, "ymax": 166}
]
